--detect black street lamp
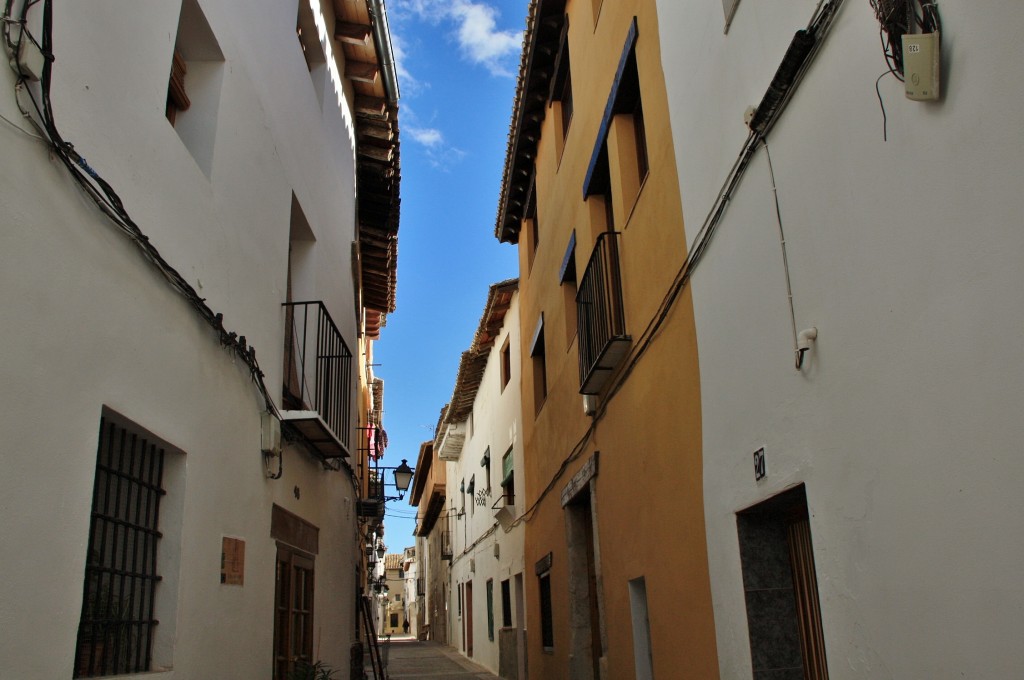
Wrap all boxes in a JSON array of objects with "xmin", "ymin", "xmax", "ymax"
[{"xmin": 376, "ymin": 458, "xmax": 415, "ymax": 502}]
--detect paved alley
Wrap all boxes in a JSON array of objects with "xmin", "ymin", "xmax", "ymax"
[{"xmin": 372, "ymin": 638, "xmax": 500, "ymax": 680}]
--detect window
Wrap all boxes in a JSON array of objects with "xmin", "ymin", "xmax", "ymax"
[
  {"xmin": 629, "ymin": 577, "xmax": 654, "ymax": 680},
  {"xmin": 486, "ymin": 579, "xmax": 495, "ymax": 642},
  {"xmin": 482, "ymin": 447, "xmax": 492, "ymax": 493},
  {"xmin": 632, "ymin": 98, "xmax": 649, "ymax": 181},
  {"xmin": 390, "ymin": 613, "xmax": 399, "ymax": 628},
  {"xmin": 560, "ymin": 232, "xmax": 578, "ymax": 344},
  {"xmin": 737, "ymin": 485, "xmax": 828, "ymax": 679},
  {"xmin": 74, "ymin": 414, "xmax": 172, "ymax": 678},
  {"xmin": 539, "ymin": 571, "xmax": 554, "ymax": 651},
  {"xmin": 501, "ymin": 579, "xmax": 513, "ymax": 628},
  {"xmin": 583, "ymin": 19, "xmax": 647, "ymax": 227},
  {"xmin": 501, "ymin": 447, "xmax": 516, "ymax": 507},
  {"xmin": 166, "ymin": 0, "xmax": 224, "ymax": 178},
  {"xmin": 296, "ymin": 0, "xmax": 328, "ymax": 109},
  {"xmin": 500, "ymin": 337, "xmax": 512, "ymax": 392},
  {"xmin": 530, "ymin": 314, "xmax": 547, "ymax": 413},
  {"xmin": 166, "ymin": 50, "xmax": 190, "ymax": 124},
  {"xmin": 523, "ymin": 175, "xmax": 539, "ymax": 271},
  {"xmin": 468, "ymin": 476, "xmax": 476, "ymax": 517},
  {"xmin": 550, "ymin": 18, "xmax": 573, "ymax": 154}
]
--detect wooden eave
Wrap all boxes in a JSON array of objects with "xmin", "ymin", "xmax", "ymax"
[
  {"xmin": 495, "ymin": 0, "xmax": 566, "ymax": 243},
  {"xmin": 434, "ymin": 279, "xmax": 519, "ymax": 438},
  {"xmin": 335, "ymin": 0, "xmax": 402, "ymax": 315}
]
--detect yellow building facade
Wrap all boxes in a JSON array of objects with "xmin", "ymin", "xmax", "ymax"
[{"xmin": 495, "ymin": 0, "xmax": 719, "ymax": 677}]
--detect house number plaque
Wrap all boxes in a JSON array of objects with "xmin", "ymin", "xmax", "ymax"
[{"xmin": 753, "ymin": 447, "xmax": 767, "ymax": 482}]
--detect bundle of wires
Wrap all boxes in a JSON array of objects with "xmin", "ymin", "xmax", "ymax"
[
  {"xmin": 3, "ymin": 0, "xmax": 280, "ymax": 417},
  {"xmin": 869, "ymin": 0, "xmax": 942, "ymax": 80}
]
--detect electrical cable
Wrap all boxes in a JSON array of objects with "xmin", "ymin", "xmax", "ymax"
[
  {"xmin": 6, "ymin": 0, "xmax": 281, "ymax": 421},
  {"xmin": 875, "ymin": 70, "xmax": 892, "ymax": 141},
  {"xmin": 762, "ymin": 139, "xmax": 804, "ymax": 369},
  {"xmin": 870, "ymin": 0, "xmax": 942, "ymax": 78}
]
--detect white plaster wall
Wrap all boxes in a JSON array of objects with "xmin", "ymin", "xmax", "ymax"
[
  {"xmin": 445, "ymin": 292, "xmax": 526, "ymax": 674},
  {"xmin": 656, "ymin": 1, "xmax": 1024, "ymax": 677},
  {"xmin": 0, "ymin": 0, "xmax": 363, "ymax": 677}
]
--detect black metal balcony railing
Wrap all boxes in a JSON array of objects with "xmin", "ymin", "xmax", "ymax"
[
  {"xmin": 576, "ymin": 232, "xmax": 631, "ymax": 395},
  {"xmin": 282, "ymin": 301, "xmax": 353, "ymax": 451}
]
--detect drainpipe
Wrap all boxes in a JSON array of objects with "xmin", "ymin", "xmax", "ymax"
[{"xmin": 367, "ymin": 0, "xmax": 400, "ymax": 105}]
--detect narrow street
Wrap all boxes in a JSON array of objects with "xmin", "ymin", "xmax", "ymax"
[{"xmin": 373, "ymin": 638, "xmax": 500, "ymax": 680}]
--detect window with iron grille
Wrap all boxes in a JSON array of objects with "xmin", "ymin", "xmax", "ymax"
[{"xmin": 74, "ymin": 414, "xmax": 168, "ymax": 678}]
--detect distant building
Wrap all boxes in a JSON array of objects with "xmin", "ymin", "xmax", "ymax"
[
  {"xmin": 426, "ymin": 280, "xmax": 526, "ymax": 677},
  {"xmin": 401, "ymin": 547, "xmax": 421, "ymax": 638},
  {"xmin": 408, "ymin": 440, "xmax": 450, "ymax": 645},
  {"xmin": 0, "ymin": 0, "xmax": 400, "ymax": 678},
  {"xmin": 379, "ymin": 553, "xmax": 406, "ymax": 637}
]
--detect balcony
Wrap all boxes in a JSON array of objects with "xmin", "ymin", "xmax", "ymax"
[
  {"xmin": 576, "ymin": 232, "xmax": 631, "ymax": 395},
  {"xmin": 357, "ymin": 470, "xmax": 385, "ymax": 519},
  {"xmin": 281, "ymin": 301, "xmax": 353, "ymax": 459}
]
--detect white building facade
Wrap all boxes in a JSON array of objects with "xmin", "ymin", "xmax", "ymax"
[
  {"xmin": 0, "ymin": 0, "xmax": 399, "ymax": 678},
  {"xmin": 656, "ymin": 1, "xmax": 1024, "ymax": 677},
  {"xmin": 437, "ymin": 281, "xmax": 527, "ymax": 678}
]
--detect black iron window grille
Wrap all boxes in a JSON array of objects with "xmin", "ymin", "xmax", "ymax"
[
  {"xmin": 74, "ymin": 415, "xmax": 166, "ymax": 678},
  {"xmin": 576, "ymin": 232, "xmax": 631, "ymax": 394},
  {"xmin": 283, "ymin": 300, "xmax": 353, "ymax": 450}
]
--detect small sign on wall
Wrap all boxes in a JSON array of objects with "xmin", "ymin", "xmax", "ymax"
[
  {"xmin": 753, "ymin": 447, "xmax": 767, "ymax": 482},
  {"xmin": 221, "ymin": 537, "xmax": 245, "ymax": 586}
]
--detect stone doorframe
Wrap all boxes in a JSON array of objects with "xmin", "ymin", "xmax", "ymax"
[{"xmin": 561, "ymin": 453, "xmax": 608, "ymax": 680}]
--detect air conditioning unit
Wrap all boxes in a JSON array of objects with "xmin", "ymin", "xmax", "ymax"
[{"xmin": 493, "ymin": 506, "xmax": 514, "ymax": 532}]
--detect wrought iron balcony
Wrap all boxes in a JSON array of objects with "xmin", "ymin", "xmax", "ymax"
[
  {"xmin": 576, "ymin": 232, "xmax": 631, "ymax": 395},
  {"xmin": 281, "ymin": 300, "xmax": 353, "ymax": 458}
]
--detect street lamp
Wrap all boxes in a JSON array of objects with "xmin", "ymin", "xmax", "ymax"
[
  {"xmin": 375, "ymin": 458, "xmax": 415, "ymax": 502},
  {"xmin": 393, "ymin": 459, "xmax": 413, "ymax": 496}
]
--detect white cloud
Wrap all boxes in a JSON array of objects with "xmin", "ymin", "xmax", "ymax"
[
  {"xmin": 423, "ymin": 145, "xmax": 468, "ymax": 172},
  {"xmin": 450, "ymin": 1, "xmax": 522, "ymax": 76},
  {"xmin": 391, "ymin": 0, "xmax": 522, "ymax": 77},
  {"xmin": 407, "ymin": 126, "xmax": 444, "ymax": 147}
]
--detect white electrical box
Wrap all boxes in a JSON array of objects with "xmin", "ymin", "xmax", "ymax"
[
  {"xmin": 902, "ymin": 32, "xmax": 940, "ymax": 101},
  {"xmin": 261, "ymin": 412, "xmax": 281, "ymax": 454},
  {"xmin": 16, "ymin": 38, "xmax": 45, "ymax": 81}
]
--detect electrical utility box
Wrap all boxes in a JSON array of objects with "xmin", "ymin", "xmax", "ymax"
[{"xmin": 902, "ymin": 32, "xmax": 940, "ymax": 101}]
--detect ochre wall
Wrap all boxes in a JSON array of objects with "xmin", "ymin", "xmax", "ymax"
[{"xmin": 516, "ymin": 0, "xmax": 719, "ymax": 678}]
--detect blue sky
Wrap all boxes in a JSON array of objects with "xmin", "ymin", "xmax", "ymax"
[{"xmin": 372, "ymin": 0, "xmax": 527, "ymax": 548}]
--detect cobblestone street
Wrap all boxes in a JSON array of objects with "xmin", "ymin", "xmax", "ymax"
[{"xmin": 370, "ymin": 638, "xmax": 500, "ymax": 680}]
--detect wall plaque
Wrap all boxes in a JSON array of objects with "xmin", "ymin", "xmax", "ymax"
[{"xmin": 221, "ymin": 536, "xmax": 245, "ymax": 585}]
